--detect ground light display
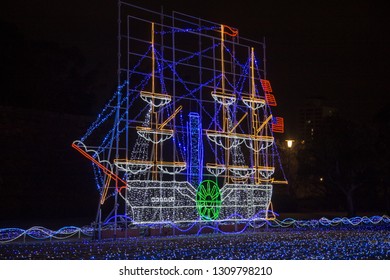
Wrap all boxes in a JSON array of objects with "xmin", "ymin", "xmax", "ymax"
[
  {"xmin": 1, "ymin": 216, "xmax": 389, "ymax": 259},
  {"xmin": 70, "ymin": 2, "xmax": 288, "ymax": 233}
]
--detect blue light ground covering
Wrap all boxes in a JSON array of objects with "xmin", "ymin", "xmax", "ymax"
[{"xmin": 0, "ymin": 216, "xmax": 389, "ymax": 260}]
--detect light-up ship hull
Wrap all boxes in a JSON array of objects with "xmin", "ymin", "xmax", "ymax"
[{"xmin": 125, "ymin": 181, "xmax": 272, "ymax": 224}]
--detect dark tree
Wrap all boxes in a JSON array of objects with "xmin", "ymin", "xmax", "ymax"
[
  {"xmin": 314, "ymin": 115, "xmax": 373, "ymax": 216},
  {"xmin": 372, "ymin": 104, "xmax": 390, "ymax": 214}
]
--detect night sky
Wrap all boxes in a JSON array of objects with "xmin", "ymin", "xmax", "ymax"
[
  {"xmin": 0, "ymin": 0, "xmax": 389, "ymax": 133},
  {"xmin": 1, "ymin": 0, "xmax": 389, "ymax": 225},
  {"xmin": 3, "ymin": 0, "xmax": 389, "ymax": 133}
]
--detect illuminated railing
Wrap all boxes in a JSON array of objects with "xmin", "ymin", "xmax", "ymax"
[
  {"xmin": 206, "ymin": 163, "xmax": 226, "ymax": 176},
  {"xmin": 211, "ymin": 91, "xmax": 236, "ymax": 107},
  {"xmin": 140, "ymin": 91, "xmax": 171, "ymax": 107},
  {"xmin": 136, "ymin": 127, "xmax": 174, "ymax": 144},
  {"xmin": 156, "ymin": 161, "xmax": 187, "ymax": 175},
  {"xmin": 114, "ymin": 159, "xmax": 153, "ymax": 174},
  {"xmin": 206, "ymin": 129, "xmax": 274, "ymax": 151},
  {"xmin": 242, "ymin": 95, "xmax": 266, "ymax": 110},
  {"xmin": 228, "ymin": 165, "xmax": 255, "ymax": 178}
]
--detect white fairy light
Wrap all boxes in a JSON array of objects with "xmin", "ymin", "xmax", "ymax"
[
  {"xmin": 242, "ymin": 96, "xmax": 266, "ymax": 110},
  {"xmin": 140, "ymin": 91, "xmax": 172, "ymax": 107},
  {"xmin": 136, "ymin": 128, "xmax": 174, "ymax": 144},
  {"xmin": 211, "ymin": 91, "xmax": 236, "ymax": 106}
]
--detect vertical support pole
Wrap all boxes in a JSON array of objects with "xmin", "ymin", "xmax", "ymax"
[
  {"xmin": 114, "ymin": 0, "xmax": 122, "ymax": 241},
  {"xmin": 263, "ymin": 36, "xmax": 267, "ymax": 80},
  {"xmin": 251, "ymin": 48, "xmax": 255, "ymax": 99},
  {"xmin": 221, "ymin": 24, "xmax": 226, "ymax": 133},
  {"xmin": 212, "ymin": 37, "xmax": 217, "ymax": 181},
  {"xmin": 231, "ymin": 29, "xmax": 238, "ymax": 232},
  {"xmin": 94, "ymin": 198, "xmax": 102, "ymax": 241},
  {"xmin": 151, "ymin": 22, "xmax": 158, "ymax": 181},
  {"xmin": 220, "ymin": 25, "xmax": 225, "ymax": 100},
  {"xmin": 198, "ymin": 17, "xmax": 203, "ymax": 185},
  {"xmin": 98, "ymin": 208, "xmax": 102, "ymax": 241},
  {"xmin": 262, "ymin": 36, "xmax": 270, "ymax": 184},
  {"xmin": 151, "ymin": 22, "xmax": 155, "ymax": 95},
  {"xmin": 160, "ymin": 8, "xmax": 165, "ymax": 186},
  {"xmin": 160, "ymin": 6, "xmax": 166, "ymax": 229},
  {"xmin": 125, "ymin": 7, "xmax": 130, "ymax": 239},
  {"xmin": 172, "ymin": 11, "xmax": 176, "ymax": 227},
  {"xmin": 221, "ymin": 25, "xmax": 230, "ymax": 184},
  {"xmin": 262, "ymin": 36, "xmax": 270, "ymax": 220},
  {"xmin": 251, "ymin": 47, "xmax": 259, "ymax": 185}
]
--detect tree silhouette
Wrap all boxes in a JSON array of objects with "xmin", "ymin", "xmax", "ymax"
[
  {"xmin": 372, "ymin": 104, "xmax": 390, "ymax": 214},
  {"xmin": 314, "ymin": 115, "xmax": 372, "ymax": 216}
]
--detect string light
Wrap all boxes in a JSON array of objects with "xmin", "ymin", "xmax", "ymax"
[
  {"xmin": 1, "ymin": 215, "xmax": 389, "ymax": 244},
  {"xmin": 187, "ymin": 113, "xmax": 203, "ymax": 187}
]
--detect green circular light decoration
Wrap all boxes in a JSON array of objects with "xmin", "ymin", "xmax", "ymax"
[{"xmin": 196, "ymin": 180, "xmax": 222, "ymax": 220}]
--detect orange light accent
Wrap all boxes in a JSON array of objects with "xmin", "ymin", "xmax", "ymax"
[
  {"xmin": 159, "ymin": 105, "xmax": 183, "ymax": 129},
  {"xmin": 220, "ymin": 24, "xmax": 226, "ymax": 108},
  {"xmin": 140, "ymin": 91, "xmax": 172, "ymax": 101},
  {"xmin": 272, "ymin": 180, "xmax": 289, "ymax": 184},
  {"xmin": 230, "ymin": 177, "xmax": 248, "ymax": 183},
  {"xmin": 221, "ymin": 24, "xmax": 238, "ymax": 37},
  {"xmin": 251, "ymin": 48, "xmax": 255, "ymax": 98},
  {"xmin": 206, "ymin": 163, "xmax": 226, "ymax": 168},
  {"xmin": 260, "ymin": 79, "xmax": 273, "ymax": 92},
  {"xmin": 71, "ymin": 143, "xmax": 127, "ymax": 195},
  {"xmin": 100, "ymin": 175, "xmax": 111, "ymax": 205},
  {"xmin": 156, "ymin": 161, "xmax": 186, "ymax": 167},
  {"xmin": 230, "ymin": 112, "xmax": 248, "ymax": 133},
  {"xmin": 265, "ymin": 93, "xmax": 277, "ymax": 106},
  {"xmin": 266, "ymin": 202, "xmax": 277, "ymax": 220},
  {"xmin": 257, "ymin": 114, "xmax": 273, "ymax": 134},
  {"xmin": 272, "ymin": 117, "xmax": 284, "ymax": 133},
  {"xmin": 205, "ymin": 129, "xmax": 274, "ymax": 141},
  {"xmin": 115, "ymin": 159, "xmax": 153, "ymax": 165}
]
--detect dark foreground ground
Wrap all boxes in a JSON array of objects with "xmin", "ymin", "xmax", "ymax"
[{"xmin": 1, "ymin": 225, "xmax": 389, "ymax": 260}]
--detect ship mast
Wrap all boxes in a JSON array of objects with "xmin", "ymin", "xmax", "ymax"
[
  {"xmin": 250, "ymin": 47, "xmax": 259, "ymax": 184},
  {"xmin": 151, "ymin": 22, "xmax": 158, "ymax": 180},
  {"xmin": 113, "ymin": 22, "xmax": 186, "ymax": 179},
  {"xmin": 206, "ymin": 33, "xmax": 275, "ymax": 183},
  {"xmin": 221, "ymin": 25, "xmax": 231, "ymax": 184}
]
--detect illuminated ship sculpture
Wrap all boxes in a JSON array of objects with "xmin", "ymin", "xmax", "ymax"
[{"xmin": 72, "ymin": 2, "xmax": 287, "ymax": 229}]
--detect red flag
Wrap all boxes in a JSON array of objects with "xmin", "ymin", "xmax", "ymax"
[
  {"xmin": 260, "ymin": 79, "xmax": 273, "ymax": 92},
  {"xmin": 265, "ymin": 93, "xmax": 277, "ymax": 106},
  {"xmin": 272, "ymin": 117, "xmax": 284, "ymax": 133}
]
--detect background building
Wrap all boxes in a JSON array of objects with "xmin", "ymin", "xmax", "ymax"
[{"xmin": 298, "ymin": 97, "xmax": 336, "ymax": 144}]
